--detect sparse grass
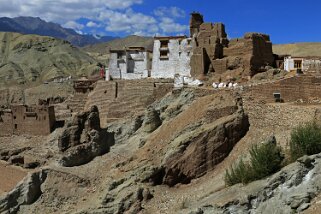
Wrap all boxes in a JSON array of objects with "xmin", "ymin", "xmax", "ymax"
[
  {"xmin": 225, "ymin": 142, "xmax": 283, "ymax": 186},
  {"xmin": 290, "ymin": 121, "xmax": 321, "ymax": 161}
]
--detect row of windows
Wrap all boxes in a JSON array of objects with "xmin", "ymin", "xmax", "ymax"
[
  {"xmin": 160, "ymin": 51, "xmax": 191, "ymax": 58},
  {"xmin": 13, "ymin": 115, "xmax": 46, "ymax": 120}
]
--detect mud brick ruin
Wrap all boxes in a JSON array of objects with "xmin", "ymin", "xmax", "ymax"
[
  {"xmin": 0, "ymin": 105, "xmax": 55, "ymax": 136},
  {"xmin": 190, "ymin": 12, "xmax": 274, "ymax": 78}
]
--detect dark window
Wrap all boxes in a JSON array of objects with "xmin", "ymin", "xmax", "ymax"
[
  {"xmin": 44, "ymin": 116, "xmax": 46, "ymax": 120},
  {"xmin": 294, "ymin": 60, "xmax": 302, "ymax": 69},
  {"xmin": 14, "ymin": 116, "xmax": 16, "ymax": 119},
  {"xmin": 160, "ymin": 50, "xmax": 168, "ymax": 57},
  {"xmin": 14, "ymin": 124, "xmax": 17, "ymax": 129},
  {"xmin": 160, "ymin": 40, "xmax": 169, "ymax": 48}
]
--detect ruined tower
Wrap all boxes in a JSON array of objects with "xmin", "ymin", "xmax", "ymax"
[{"xmin": 190, "ymin": 12, "xmax": 204, "ymax": 37}]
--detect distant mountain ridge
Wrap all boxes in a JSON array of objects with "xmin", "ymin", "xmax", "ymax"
[
  {"xmin": 82, "ymin": 35, "xmax": 154, "ymax": 54},
  {"xmin": 0, "ymin": 32, "xmax": 99, "ymax": 86},
  {"xmin": 0, "ymin": 16, "xmax": 117, "ymax": 47}
]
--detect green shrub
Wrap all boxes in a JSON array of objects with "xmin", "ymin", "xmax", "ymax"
[
  {"xmin": 250, "ymin": 143, "xmax": 283, "ymax": 179},
  {"xmin": 290, "ymin": 121, "xmax": 321, "ymax": 161},
  {"xmin": 225, "ymin": 159, "xmax": 253, "ymax": 186},
  {"xmin": 225, "ymin": 142, "xmax": 283, "ymax": 186}
]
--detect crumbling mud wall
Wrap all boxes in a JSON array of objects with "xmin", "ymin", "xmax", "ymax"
[{"xmin": 190, "ymin": 12, "xmax": 274, "ymax": 79}]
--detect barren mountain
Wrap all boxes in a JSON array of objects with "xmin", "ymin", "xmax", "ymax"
[
  {"xmin": 273, "ymin": 42, "xmax": 321, "ymax": 57},
  {"xmin": 0, "ymin": 32, "xmax": 99, "ymax": 87},
  {"xmin": 82, "ymin": 35, "xmax": 154, "ymax": 54},
  {"xmin": 0, "ymin": 17, "xmax": 116, "ymax": 47}
]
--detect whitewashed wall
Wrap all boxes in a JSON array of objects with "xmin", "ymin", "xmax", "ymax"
[
  {"xmin": 284, "ymin": 57, "xmax": 294, "ymax": 72},
  {"xmin": 109, "ymin": 51, "xmax": 150, "ymax": 79},
  {"xmin": 151, "ymin": 38, "xmax": 192, "ymax": 78}
]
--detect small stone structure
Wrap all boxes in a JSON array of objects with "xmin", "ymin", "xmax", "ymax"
[
  {"xmin": 151, "ymin": 36, "xmax": 193, "ymax": 78},
  {"xmin": 109, "ymin": 47, "xmax": 152, "ymax": 79},
  {"xmin": 284, "ymin": 56, "xmax": 321, "ymax": 72},
  {"xmin": 0, "ymin": 105, "xmax": 55, "ymax": 136}
]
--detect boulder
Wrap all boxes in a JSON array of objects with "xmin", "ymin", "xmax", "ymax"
[{"xmin": 142, "ymin": 107, "xmax": 162, "ymax": 133}]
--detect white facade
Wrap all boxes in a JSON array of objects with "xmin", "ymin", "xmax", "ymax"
[
  {"xmin": 284, "ymin": 56, "xmax": 321, "ymax": 72},
  {"xmin": 108, "ymin": 48, "xmax": 151, "ymax": 80},
  {"xmin": 151, "ymin": 37, "xmax": 193, "ymax": 78}
]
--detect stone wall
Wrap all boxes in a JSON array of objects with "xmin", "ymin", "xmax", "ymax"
[
  {"xmin": 151, "ymin": 38, "xmax": 192, "ymax": 78},
  {"xmin": 85, "ymin": 79, "xmax": 173, "ymax": 127},
  {"xmin": 243, "ymin": 75, "xmax": 321, "ymax": 103}
]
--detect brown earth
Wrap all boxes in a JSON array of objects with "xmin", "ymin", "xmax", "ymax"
[{"xmin": 0, "ymin": 161, "xmax": 27, "ymax": 195}]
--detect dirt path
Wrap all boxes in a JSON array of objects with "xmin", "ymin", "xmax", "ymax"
[{"xmin": 0, "ymin": 161, "xmax": 27, "ymax": 196}]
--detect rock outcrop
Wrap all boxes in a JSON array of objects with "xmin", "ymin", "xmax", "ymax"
[
  {"xmin": 0, "ymin": 170, "xmax": 47, "ymax": 213},
  {"xmin": 142, "ymin": 107, "xmax": 162, "ymax": 133},
  {"xmin": 161, "ymin": 93, "xmax": 249, "ymax": 186},
  {"xmin": 183, "ymin": 154, "xmax": 321, "ymax": 214},
  {"xmin": 58, "ymin": 105, "xmax": 114, "ymax": 167}
]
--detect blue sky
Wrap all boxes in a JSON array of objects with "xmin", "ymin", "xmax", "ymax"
[{"xmin": 0, "ymin": 0, "xmax": 320, "ymax": 44}]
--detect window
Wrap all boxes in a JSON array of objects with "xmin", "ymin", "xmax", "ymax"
[
  {"xmin": 160, "ymin": 40, "xmax": 169, "ymax": 48},
  {"xmin": 294, "ymin": 60, "xmax": 302, "ymax": 69},
  {"xmin": 179, "ymin": 52, "xmax": 182, "ymax": 57},
  {"xmin": 160, "ymin": 50, "xmax": 169, "ymax": 60},
  {"xmin": 14, "ymin": 116, "xmax": 16, "ymax": 120},
  {"xmin": 14, "ymin": 124, "xmax": 17, "ymax": 129},
  {"xmin": 117, "ymin": 52, "xmax": 124, "ymax": 59},
  {"xmin": 187, "ymin": 39, "xmax": 192, "ymax": 45},
  {"xmin": 187, "ymin": 52, "xmax": 191, "ymax": 57},
  {"xmin": 44, "ymin": 116, "xmax": 46, "ymax": 120}
]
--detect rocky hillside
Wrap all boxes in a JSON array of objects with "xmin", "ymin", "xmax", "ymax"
[
  {"xmin": 0, "ymin": 17, "xmax": 116, "ymax": 47},
  {"xmin": 273, "ymin": 42, "xmax": 321, "ymax": 57},
  {"xmin": 0, "ymin": 32, "xmax": 99, "ymax": 86},
  {"xmin": 1, "ymin": 86, "xmax": 321, "ymax": 213}
]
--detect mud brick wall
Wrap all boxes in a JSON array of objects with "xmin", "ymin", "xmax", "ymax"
[
  {"xmin": 244, "ymin": 75, "xmax": 321, "ymax": 103},
  {"xmin": 0, "ymin": 105, "xmax": 55, "ymax": 136},
  {"xmin": 0, "ymin": 111, "xmax": 14, "ymax": 136}
]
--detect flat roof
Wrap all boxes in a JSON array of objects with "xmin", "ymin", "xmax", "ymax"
[
  {"xmin": 110, "ymin": 46, "xmax": 151, "ymax": 53},
  {"xmin": 154, "ymin": 35, "xmax": 188, "ymax": 40}
]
